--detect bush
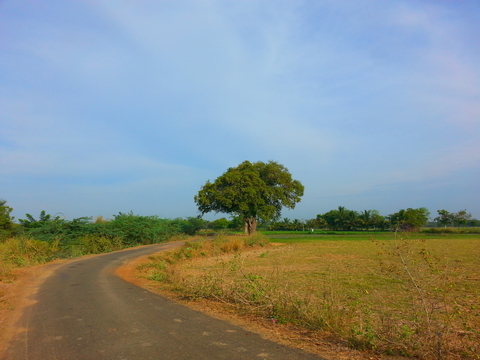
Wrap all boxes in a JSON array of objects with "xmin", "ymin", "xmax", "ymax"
[
  {"xmin": 0, "ymin": 214, "xmax": 183, "ymax": 284},
  {"xmin": 17, "ymin": 212, "xmax": 182, "ymax": 247},
  {"xmin": 0, "ymin": 235, "xmax": 60, "ymax": 267},
  {"xmin": 80, "ymin": 234, "xmax": 124, "ymax": 254},
  {"xmin": 0, "ymin": 229, "xmax": 11, "ymax": 242},
  {"xmin": 106, "ymin": 212, "xmax": 181, "ymax": 245},
  {"xmin": 220, "ymin": 237, "xmax": 244, "ymax": 252},
  {"xmin": 421, "ymin": 227, "xmax": 480, "ymax": 234},
  {"xmin": 173, "ymin": 217, "xmax": 206, "ymax": 235}
]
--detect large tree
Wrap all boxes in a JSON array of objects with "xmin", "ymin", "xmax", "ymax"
[{"xmin": 194, "ymin": 160, "xmax": 304, "ymax": 235}]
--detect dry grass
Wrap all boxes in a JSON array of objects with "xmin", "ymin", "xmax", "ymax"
[
  {"xmin": 137, "ymin": 234, "xmax": 480, "ymax": 359},
  {"xmin": 0, "ymin": 236, "xmax": 62, "ymax": 282},
  {"xmin": 0, "ymin": 236, "xmax": 60, "ymax": 267},
  {"xmin": 0, "ymin": 262, "xmax": 15, "ymax": 283},
  {"xmin": 79, "ymin": 234, "xmax": 124, "ymax": 254},
  {"xmin": 93, "ymin": 216, "xmax": 109, "ymax": 224}
]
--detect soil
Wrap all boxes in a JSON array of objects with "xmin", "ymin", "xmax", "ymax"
[
  {"xmin": 0, "ymin": 260, "xmax": 68, "ymax": 354},
  {"xmin": 1, "ymin": 253, "xmax": 390, "ymax": 360}
]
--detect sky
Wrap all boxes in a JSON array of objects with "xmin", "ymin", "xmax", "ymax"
[{"xmin": 1, "ymin": 0, "xmax": 479, "ymax": 222}]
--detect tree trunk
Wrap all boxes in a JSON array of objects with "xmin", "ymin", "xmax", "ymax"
[{"xmin": 244, "ymin": 217, "xmax": 257, "ymax": 235}]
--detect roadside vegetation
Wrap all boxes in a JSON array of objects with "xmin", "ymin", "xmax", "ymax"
[
  {"xmin": 0, "ymin": 210, "xmax": 203, "ymax": 282},
  {"xmin": 136, "ymin": 233, "xmax": 480, "ymax": 360}
]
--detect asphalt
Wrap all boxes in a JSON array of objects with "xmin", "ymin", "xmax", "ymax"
[{"xmin": 2, "ymin": 243, "xmax": 325, "ymax": 360}]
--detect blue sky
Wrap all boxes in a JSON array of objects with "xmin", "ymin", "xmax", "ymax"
[{"xmin": 1, "ymin": 0, "xmax": 479, "ymax": 222}]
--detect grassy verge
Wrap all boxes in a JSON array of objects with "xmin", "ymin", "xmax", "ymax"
[
  {"xmin": 0, "ymin": 234, "xmax": 128, "ymax": 282},
  {"xmin": 136, "ymin": 233, "xmax": 480, "ymax": 359},
  {"xmin": 0, "ymin": 233, "xmax": 189, "ymax": 282}
]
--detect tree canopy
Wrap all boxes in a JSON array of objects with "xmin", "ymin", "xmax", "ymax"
[
  {"xmin": 0, "ymin": 199, "xmax": 14, "ymax": 231},
  {"xmin": 434, "ymin": 209, "xmax": 455, "ymax": 228},
  {"xmin": 315, "ymin": 207, "xmax": 388, "ymax": 231},
  {"xmin": 194, "ymin": 160, "xmax": 304, "ymax": 235},
  {"xmin": 388, "ymin": 207, "xmax": 430, "ymax": 231}
]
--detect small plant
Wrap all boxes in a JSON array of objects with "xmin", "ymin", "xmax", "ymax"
[
  {"xmin": 148, "ymin": 271, "xmax": 167, "ymax": 282},
  {"xmin": 137, "ymin": 261, "xmax": 167, "ymax": 271}
]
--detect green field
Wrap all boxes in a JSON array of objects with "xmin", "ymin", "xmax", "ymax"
[
  {"xmin": 138, "ymin": 233, "xmax": 480, "ymax": 359},
  {"xmin": 266, "ymin": 232, "xmax": 480, "ymax": 241}
]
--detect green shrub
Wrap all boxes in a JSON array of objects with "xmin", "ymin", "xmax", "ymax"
[
  {"xmin": 17, "ymin": 212, "xmax": 182, "ymax": 248},
  {"xmin": 106, "ymin": 212, "xmax": 181, "ymax": 245}
]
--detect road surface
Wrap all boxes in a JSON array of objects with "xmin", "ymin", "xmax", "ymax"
[{"xmin": 2, "ymin": 243, "xmax": 324, "ymax": 359}]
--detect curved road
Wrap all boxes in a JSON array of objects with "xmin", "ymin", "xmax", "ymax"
[{"xmin": 3, "ymin": 243, "xmax": 324, "ymax": 360}]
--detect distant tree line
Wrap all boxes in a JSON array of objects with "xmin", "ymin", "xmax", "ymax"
[
  {"xmin": 266, "ymin": 207, "xmax": 479, "ymax": 232},
  {"xmin": 432, "ymin": 209, "xmax": 476, "ymax": 228},
  {"xmin": 1, "ymin": 199, "xmax": 479, "ymax": 245},
  {"xmin": 167, "ymin": 207, "xmax": 479, "ymax": 232}
]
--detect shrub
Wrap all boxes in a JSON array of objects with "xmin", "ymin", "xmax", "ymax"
[
  {"xmin": 0, "ymin": 261, "xmax": 15, "ymax": 282},
  {"xmin": 0, "ymin": 235, "xmax": 60, "ymax": 267},
  {"xmin": 219, "ymin": 237, "xmax": 244, "ymax": 252},
  {"xmin": 79, "ymin": 234, "xmax": 124, "ymax": 254},
  {"xmin": 106, "ymin": 212, "xmax": 181, "ymax": 245}
]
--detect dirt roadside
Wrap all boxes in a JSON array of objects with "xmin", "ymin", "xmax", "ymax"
[{"xmin": 0, "ymin": 260, "xmax": 68, "ymax": 353}]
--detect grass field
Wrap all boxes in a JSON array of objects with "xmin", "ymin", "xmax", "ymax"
[{"xmin": 137, "ymin": 233, "xmax": 480, "ymax": 359}]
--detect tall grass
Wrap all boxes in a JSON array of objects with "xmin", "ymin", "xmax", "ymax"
[
  {"xmin": 136, "ymin": 233, "xmax": 268, "ymax": 286},
  {"xmin": 0, "ymin": 236, "xmax": 60, "ymax": 266},
  {"xmin": 0, "ymin": 236, "xmax": 61, "ymax": 281}
]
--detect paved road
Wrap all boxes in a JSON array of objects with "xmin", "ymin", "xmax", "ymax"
[{"xmin": 3, "ymin": 243, "xmax": 324, "ymax": 360}]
